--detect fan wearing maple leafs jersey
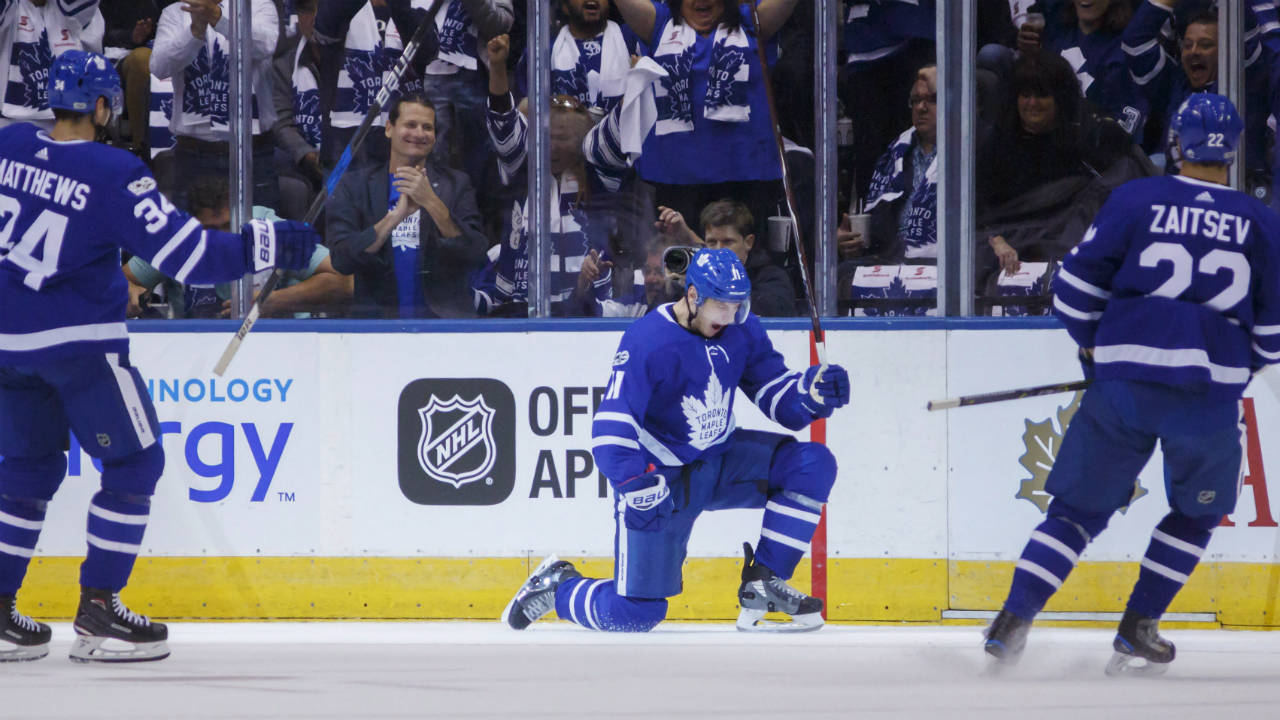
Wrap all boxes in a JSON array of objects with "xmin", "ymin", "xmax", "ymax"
[
  {"xmin": 502, "ymin": 249, "xmax": 851, "ymax": 633},
  {"xmin": 986, "ymin": 95, "xmax": 1280, "ymax": 676}
]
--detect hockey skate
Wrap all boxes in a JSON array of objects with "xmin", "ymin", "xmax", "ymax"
[
  {"xmin": 69, "ymin": 588, "xmax": 169, "ymax": 663},
  {"xmin": 502, "ymin": 555, "xmax": 581, "ymax": 630},
  {"xmin": 736, "ymin": 543, "xmax": 824, "ymax": 633},
  {"xmin": 983, "ymin": 610, "xmax": 1032, "ymax": 669},
  {"xmin": 0, "ymin": 595, "xmax": 51, "ymax": 662},
  {"xmin": 1104, "ymin": 609, "xmax": 1174, "ymax": 677}
]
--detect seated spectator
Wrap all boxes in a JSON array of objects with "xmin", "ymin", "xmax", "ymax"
[
  {"xmin": 515, "ymin": 0, "xmax": 642, "ymax": 117},
  {"xmin": 150, "ymin": 0, "xmax": 282, "ymax": 211},
  {"xmin": 420, "ymin": 0, "xmax": 513, "ymax": 192},
  {"xmin": 101, "ymin": 0, "xmax": 158, "ymax": 157},
  {"xmin": 653, "ymin": 200, "xmax": 797, "ymax": 317},
  {"xmin": 1123, "ymin": 3, "xmax": 1277, "ymax": 193},
  {"xmin": 612, "ymin": 0, "xmax": 799, "ymax": 239},
  {"xmin": 983, "ymin": 0, "xmax": 1146, "ymax": 138},
  {"xmin": 475, "ymin": 34, "xmax": 649, "ymax": 317},
  {"xmin": 0, "ymin": 0, "xmax": 100, "ymax": 130},
  {"xmin": 124, "ymin": 176, "xmax": 351, "ymax": 319},
  {"xmin": 976, "ymin": 50, "xmax": 1151, "ymax": 286},
  {"xmin": 839, "ymin": 65, "xmax": 937, "ymax": 267},
  {"xmin": 312, "ymin": 0, "xmax": 435, "ymax": 171},
  {"xmin": 327, "ymin": 93, "xmax": 488, "ymax": 318}
]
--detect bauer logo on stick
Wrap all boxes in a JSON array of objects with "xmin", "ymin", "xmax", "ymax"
[{"xmin": 397, "ymin": 379, "xmax": 516, "ymax": 505}]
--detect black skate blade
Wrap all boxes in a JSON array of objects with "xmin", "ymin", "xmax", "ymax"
[
  {"xmin": 735, "ymin": 608, "xmax": 824, "ymax": 633},
  {"xmin": 1104, "ymin": 650, "xmax": 1169, "ymax": 678},
  {"xmin": 69, "ymin": 636, "xmax": 170, "ymax": 664}
]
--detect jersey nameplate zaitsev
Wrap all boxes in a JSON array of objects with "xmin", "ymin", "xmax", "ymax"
[{"xmin": 1053, "ymin": 174, "xmax": 1280, "ymax": 399}]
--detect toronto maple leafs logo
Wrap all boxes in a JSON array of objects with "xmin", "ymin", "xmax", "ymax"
[
  {"xmin": 437, "ymin": 0, "xmax": 472, "ymax": 56},
  {"xmin": 294, "ymin": 88, "xmax": 322, "ymax": 147},
  {"xmin": 656, "ymin": 50, "xmax": 694, "ymax": 125},
  {"xmin": 184, "ymin": 42, "xmax": 230, "ymax": 123},
  {"xmin": 682, "ymin": 374, "xmax": 732, "ymax": 450},
  {"xmin": 551, "ymin": 64, "xmax": 590, "ymax": 106},
  {"xmin": 1016, "ymin": 392, "xmax": 1147, "ymax": 512},
  {"xmin": 704, "ymin": 47, "xmax": 747, "ymax": 114},
  {"xmin": 344, "ymin": 49, "xmax": 387, "ymax": 115},
  {"xmin": 13, "ymin": 32, "xmax": 54, "ymax": 109}
]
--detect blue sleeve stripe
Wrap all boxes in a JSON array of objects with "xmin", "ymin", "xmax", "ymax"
[
  {"xmin": 148, "ymin": 217, "xmax": 202, "ymax": 272},
  {"xmin": 593, "ymin": 436, "xmax": 639, "ymax": 451},
  {"xmin": 1057, "ymin": 267, "xmax": 1112, "ymax": 299},
  {"xmin": 1053, "ymin": 296, "xmax": 1103, "ymax": 321},
  {"xmin": 172, "ymin": 230, "xmax": 210, "ymax": 284}
]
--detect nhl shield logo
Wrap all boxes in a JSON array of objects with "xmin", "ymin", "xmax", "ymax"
[{"xmin": 417, "ymin": 395, "xmax": 497, "ymax": 488}]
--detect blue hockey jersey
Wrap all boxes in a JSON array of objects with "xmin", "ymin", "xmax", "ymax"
[
  {"xmin": 0, "ymin": 123, "xmax": 254, "ymax": 364},
  {"xmin": 591, "ymin": 304, "xmax": 823, "ymax": 483},
  {"xmin": 1053, "ymin": 174, "xmax": 1280, "ymax": 398}
]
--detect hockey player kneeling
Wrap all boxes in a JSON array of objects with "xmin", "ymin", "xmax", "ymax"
[
  {"xmin": 0, "ymin": 52, "xmax": 320, "ymax": 663},
  {"xmin": 985, "ymin": 94, "xmax": 1280, "ymax": 676},
  {"xmin": 504, "ymin": 249, "xmax": 851, "ymax": 632}
]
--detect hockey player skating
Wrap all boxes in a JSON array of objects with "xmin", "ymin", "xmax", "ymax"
[
  {"xmin": 984, "ymin": 93, "xmax": 1280, "ymax": 675},
  {"xmin": 0, "ymin": 51, "xmax": 319, "ymax": 662},
  {"xmin": 504, "ymin": 248, "xmax": 851, "ymax": 632}
]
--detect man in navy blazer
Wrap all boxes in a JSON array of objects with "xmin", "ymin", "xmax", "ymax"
[{"xmin": 327, "ymin": 94, "xmax": 488, "ymax": 318}]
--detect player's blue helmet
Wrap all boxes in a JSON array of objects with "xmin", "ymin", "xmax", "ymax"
[
  {"xmin": 685, "ymin": 248, "xmax": 752, "ymax": 323},
  {"xmin": 1171, "ymin": 93, "xmax": 1243, "ymax": 165},
  {"xmin": 47, "ymin": 50, "xmax": 123, "ymax": 115}
]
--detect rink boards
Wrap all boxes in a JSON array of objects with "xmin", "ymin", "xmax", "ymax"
[{"xmin": 15, "ymin": 320, "xmax": 1280, "ymax": 626}]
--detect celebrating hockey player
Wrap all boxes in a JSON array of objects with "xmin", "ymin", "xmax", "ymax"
[
  {"xmin": 504, "ymin": 248, "xmax": 851, "ymax": 633},
  {"xmin": 0, "ymin": 51, "xmax": 319, "ymax": 662},
  {"xmin": 984, "ymin": 94, "xmax": 1280, "ymax": 675}
]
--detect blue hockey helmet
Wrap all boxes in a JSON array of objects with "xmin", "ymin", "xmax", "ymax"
[
  {"xmin": 685, "ymin": 248, "xmax": 752, "ymax": 324},
  {"xmin": 47, "ymin": 50, "xmax": 123, "ymax": 115},
  {"xmin": 1171, "ymin": 93, "xmax": 1243, "ymax": 165}
]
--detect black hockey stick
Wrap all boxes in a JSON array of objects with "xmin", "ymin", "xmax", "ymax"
[
  {"xmin": 927, "ymin": 379, "xmax": 1092, "ymax": 411},
  {"xmin": 742, "ymin": 1, "xmax": 828, "ymax": 394},
  {"xmin": 213, "ymin": 3, "xmax": 441, "ymax": 376}
]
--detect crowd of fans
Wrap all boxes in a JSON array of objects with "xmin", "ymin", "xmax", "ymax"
[{"xmin": 0, "ymin": 0, "xmax": 1275, "ymax": 318}]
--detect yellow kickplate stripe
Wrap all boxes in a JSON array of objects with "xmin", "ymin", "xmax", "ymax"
[{"xmin": 14, "ymin": 557, "xmax": 1279, "ymax": 627}]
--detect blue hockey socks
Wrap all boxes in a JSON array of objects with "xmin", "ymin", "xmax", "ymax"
[
  {"xmin": 1003, "ymin": 515, "xmax": 1091, "ymax": 620},
  {"xmin": 555, "ymin": 576, "xmax": 667, "ymax": 632},
  {"xmin": 754, "ymin": 491, "xmax": 824, "ymax": 580},
  {"xmin": 80, "ymin": 490, "xmax": 151, "ymax": 592},
  {"xmin": 0, "ymin": 495, "xmax": 48, "ymax": 595},
  {"xmin": 1127, "ymin": 512, "xmax": 1214, "ymax": 619}
]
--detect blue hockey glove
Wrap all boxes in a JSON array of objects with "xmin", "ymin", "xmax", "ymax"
[
  {"xmin": 614, "ymin": 471, "xmax": 674, "ymax": 532},
  {"xmin": 1078, "ymin": 347, "xmax": 1095, "ymax": 381},
  {"xmin": 242, "ymin": 219, "xmax": 319, "ymax": 272},
  {"xmin": 797, "ymin": 364, "xmax": 851, "ymax": 416}
]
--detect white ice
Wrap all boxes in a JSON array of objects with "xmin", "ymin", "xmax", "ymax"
[{"xmin": 3, "ymin": 623, "xmax": 1280, "ymax": 719}]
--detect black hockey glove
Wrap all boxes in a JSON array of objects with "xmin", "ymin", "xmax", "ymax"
[{"xmin": 242, "ymin": 219, "xmax": 320, "ymax": 273}]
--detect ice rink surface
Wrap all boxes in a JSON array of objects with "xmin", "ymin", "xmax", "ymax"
[{"xmin": 3, "ymin": 622, "xmax": 1279, "ymax": 720}]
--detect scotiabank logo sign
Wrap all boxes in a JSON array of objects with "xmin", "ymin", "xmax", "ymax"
[{"xmin": 398, "ymin": 379, "xmax": 516, "ymax": 505}]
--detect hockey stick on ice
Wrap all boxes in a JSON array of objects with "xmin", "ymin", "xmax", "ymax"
[
  {"xmin": 741, "ymin": 1, "xmax": 828, "ymax": 400},
  {"xmin": 927, "ymin": 379, "xmax": 1092, "ymax": 411},
  {"xmin": 213, "ymin": 3, "xmax": 442, "ymax": 376}
]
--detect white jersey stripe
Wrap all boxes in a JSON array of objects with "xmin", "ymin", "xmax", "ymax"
[
  {"xmin": 147, "ymin": 217, "xmax": 201, "ymax": 272},
  {"xmin": 1015, "ymin": 559, "xmax": 1063, "ymax": 589},
  {"xmin": 88, "ymin": 504, "xmax": 150, "ymax": 526},
  {"xmin": 1151, "ymin": 529, "xmax": 1206, "ymax": 558},
  {"xmin": 593, "ymin": 436, "xmax": 639, "ymax": 451},
  {"xmin": 0, "ymin": 510, "xmax": 43, "ymax": 531},
  {"xmin": 764, "ymin": 500, "xmax": 822, "ymax": 525},
  {"xmin": 173, "ymin": 230, "xmax": 210, "ymax": 284},
  {"xmin": 1056, "ymin": 267, "xmax": 1111, "ymax": 299},
  {"xmin": 760, "ymin": 528, "xmax": 810, "ymax": 552},
  {"xmin": 1053, "ymin": 296, "xmax": 1103, "ymax": 321},
  {"xmin": 0, "ymin": 540, "xmax": 35, "ymax": 559},
  {"xmin": 1140, "ymin": 558, "xmax": 1190, "ymax": 584},
  {"xmin": 86, "ymin": 533, "xmax": 143, "ymax": 554},
  {"xmin": 593, "ymin": 411, "xmax": 640, "ymax": 433},
  {"xmin": 1094, "ymin": 344, "xmax": 1250, "ymax": 385},
  {"xmin": 584, "ymin": 579, "xmax": 607, "ymax": 630},
  {"xmin": 0, "ymin": 322, "xmax": 127, "ymax": 352},
  {"xmin": 1031, "ymin": 530, "xmax": 1080, "ymax": 564},
  {"xmin": 106, "ymin": 353, "xmax": 157, "ymax": 449}
]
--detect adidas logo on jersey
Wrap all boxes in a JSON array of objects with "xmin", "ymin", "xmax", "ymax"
[
  {"xmin": 34, "ymin": 148, "xmax": 48, "ymax": 161},
  {"xmin": 1195, "ymin": 191, "xmax": 1215, "ymax": 204}
]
